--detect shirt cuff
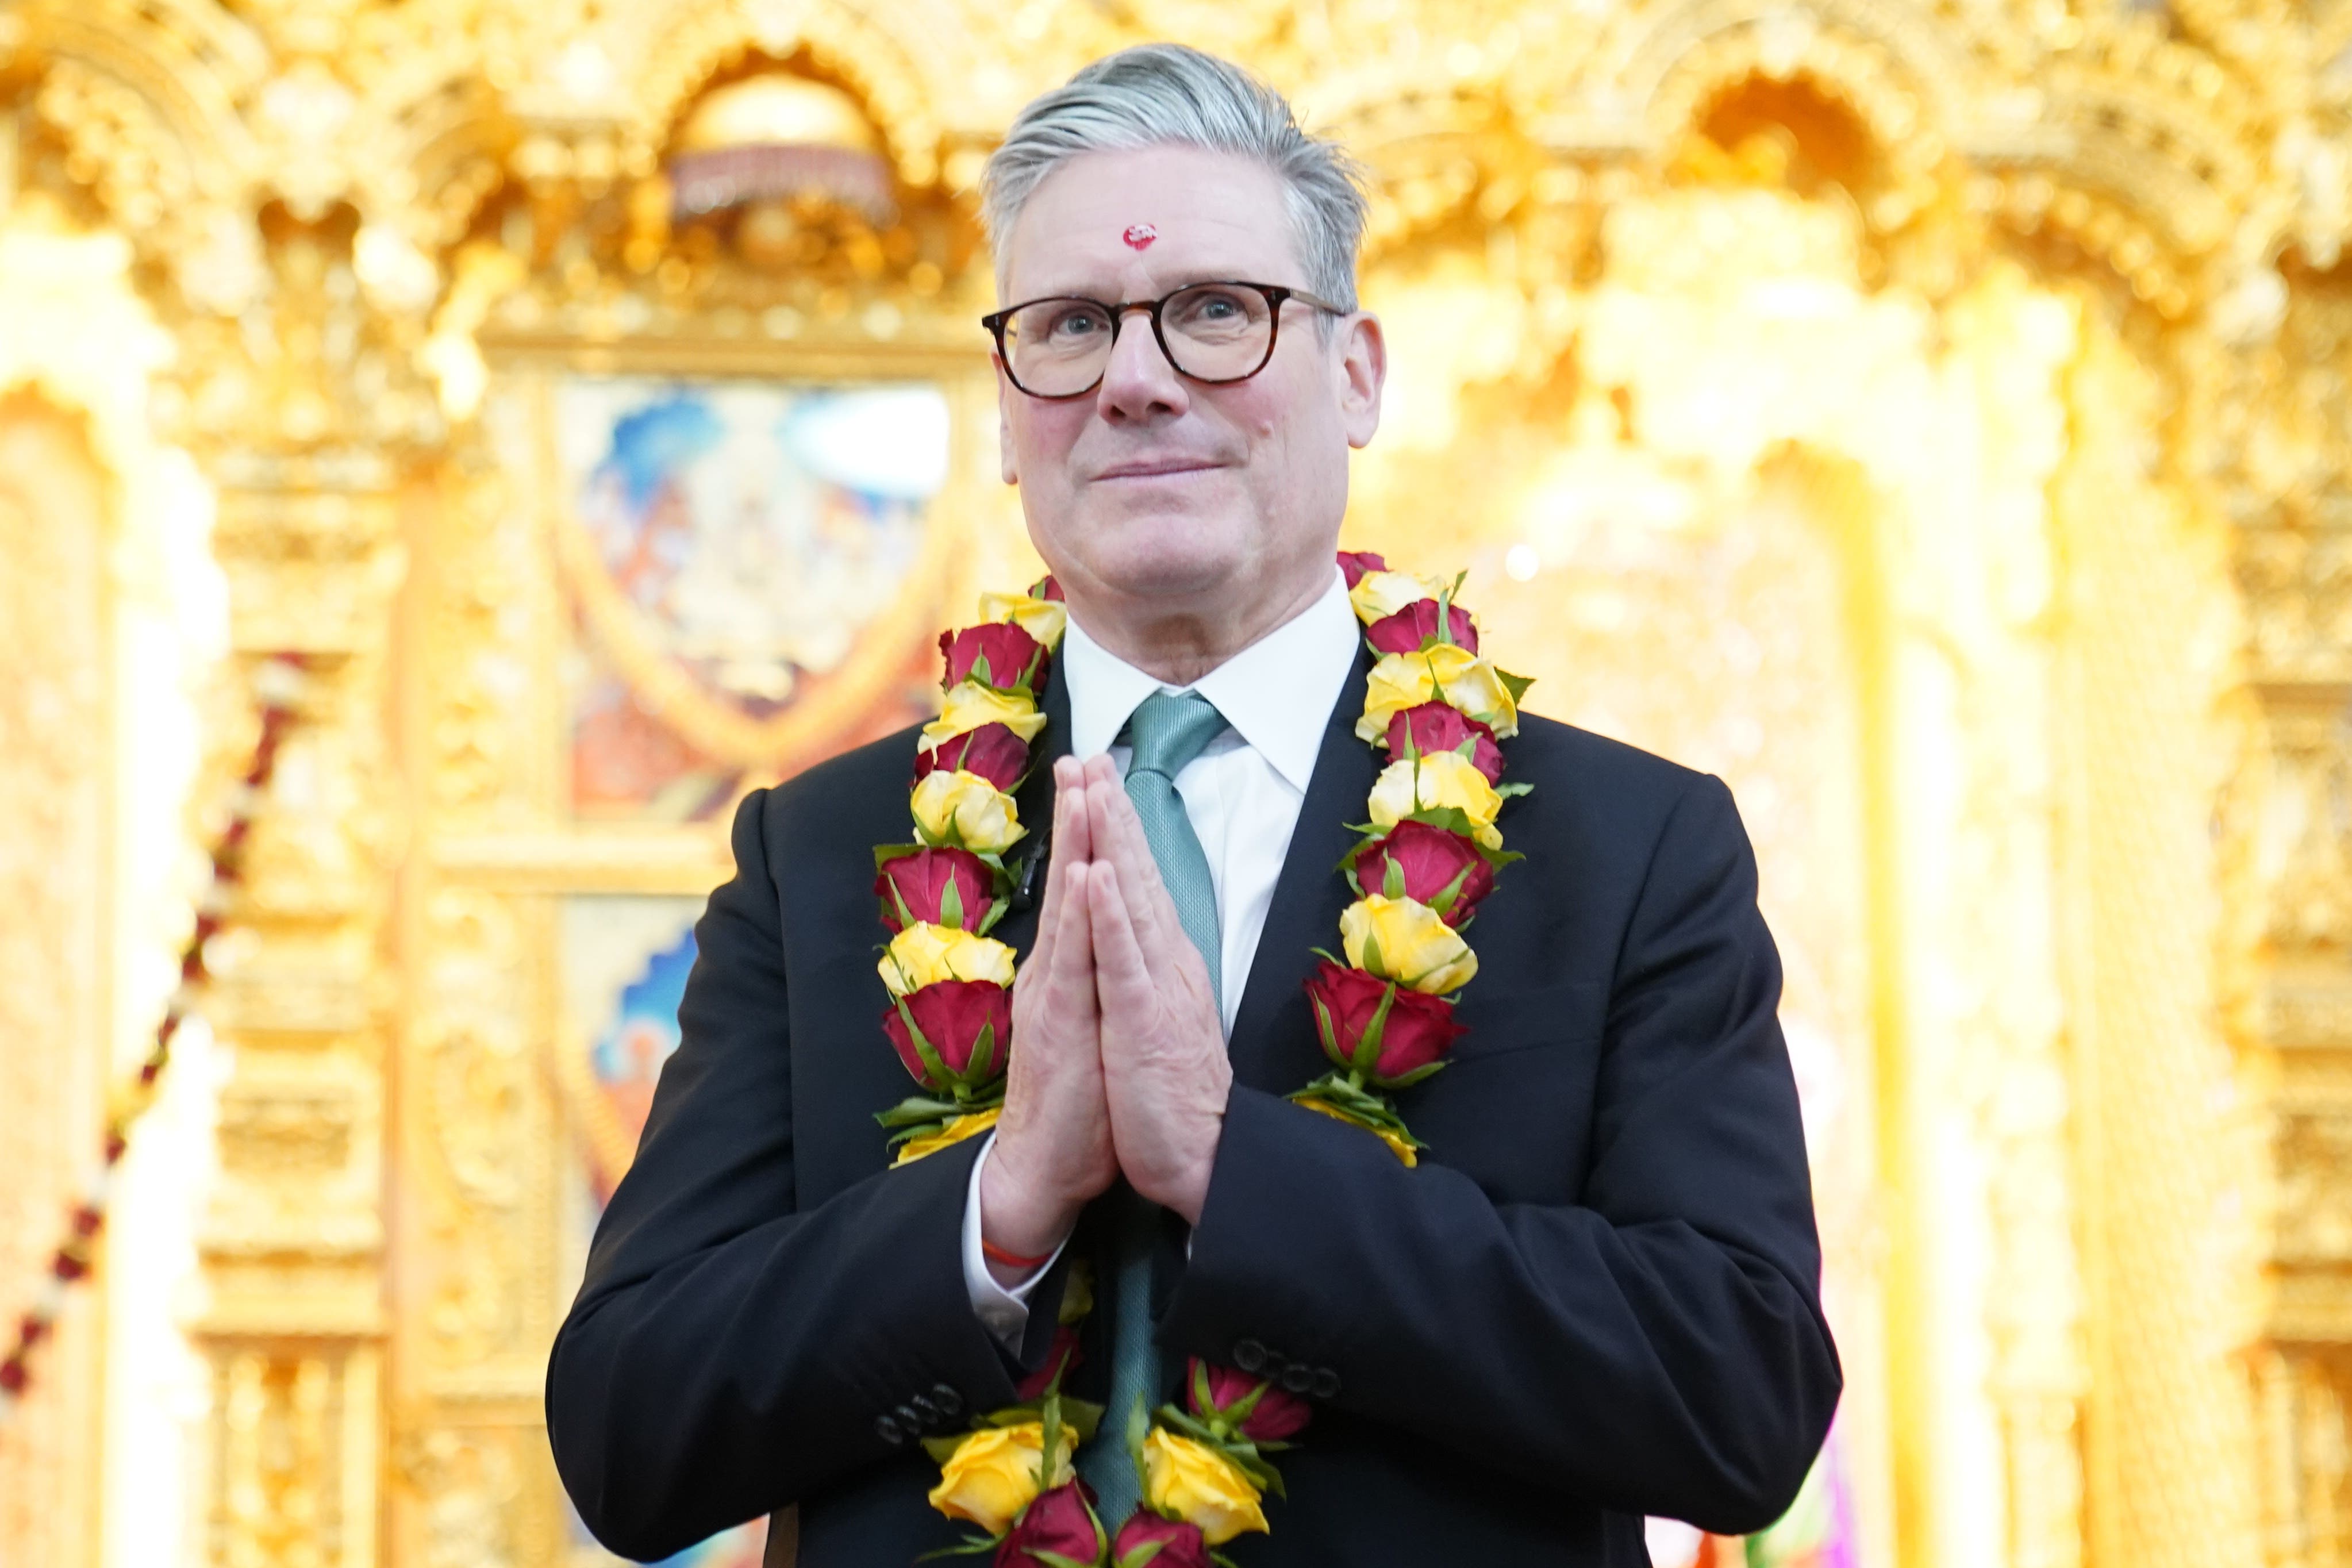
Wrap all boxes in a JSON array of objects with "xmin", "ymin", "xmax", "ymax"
[{"xmin": 962, "ymin": 1131, "xmax": 1066, "ymax": 1351}]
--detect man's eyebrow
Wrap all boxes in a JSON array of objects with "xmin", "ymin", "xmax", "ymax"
[{"xmin": 1011, "ymin": 273, "xmax": 1264, "ymax": 302}]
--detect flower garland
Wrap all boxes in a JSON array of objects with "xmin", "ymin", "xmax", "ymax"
[
  {"xmin": 889, "ymin": 558, "xmax": 1527, "ymax": 1563},
  {"xmin": 0, "ymin": 653, "xmax": 313, "ymax": 1418},
  {"xmin": 1285, "ymin": 551, "xmax": 1531, "ymax": 1166},
  {"xmin": 873, "ymin": 578, "xmax": 1069, "ymax": 1167}
]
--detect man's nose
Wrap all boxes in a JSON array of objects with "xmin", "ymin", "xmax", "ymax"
[{"xmin": 1096, "ymin": 303, "xmax": 1189, "ymax": 418}]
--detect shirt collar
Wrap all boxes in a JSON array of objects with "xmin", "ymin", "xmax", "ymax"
[{"xmin": 1060, "ymin": 564, "xmax": 1358, "ymax": 793}]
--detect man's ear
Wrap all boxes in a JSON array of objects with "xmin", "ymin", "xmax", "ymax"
[
  {"xmin": 1338, "ymin": 312, "xmax": 1386, "ymax": 450},
  {"xmin": 996, "ymin": 357, "xmax": 1021, "ymax": 485}
]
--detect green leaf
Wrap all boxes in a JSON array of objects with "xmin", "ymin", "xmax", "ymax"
[
  {"xmin": 963, "ymin": 1021, "xmax": 1000, "ymax": 1085},
  {"xmin": 1494, "ymin": 781, "xmax": 1533, "ymax": 798},
  {"xmin": 970, "ymin": 652, "xmax": 995, "ymax": 688},
  {"xmin": 914, "ymin": 1531, "xmax": 1004, "ymax": 1561},
  {"xmin": 1351, "ymin": 981, "xmax": 1398, "ymax": 1078},
  {"xmin": 1497, "ymin": 667, "xmax": 1534, "ymax": 704},
  {"xmin": 894, "ymin": 995, "xmax": 958, "ymax": 1091},
  {"xmin": 976, "ymin": 896, "xmax": 1011, "ymax": 937},
  {"xmin": 921, "ymin": 1433, "xmax": 970, "ymax": 1465},
  {"xmin": 1379, "ymin": 1059, "xmax": 1449, "ymax": 1089},
  {"xmin": 1116, "ymin": 1542, "xmax": 1169, "ymax": 1568},
  {"xmin": 1381, "ymin": 856, "xmax": 1406, "ymax": 900},
  {"xmin": 1357, "ymin": 927, "xmax": 1386, "ymax": 981}
]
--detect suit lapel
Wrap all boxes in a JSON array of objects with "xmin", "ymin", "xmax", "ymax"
[{"xmin": 1223, "ymin": 644, "xmax": 1379, "ymax": 1093}]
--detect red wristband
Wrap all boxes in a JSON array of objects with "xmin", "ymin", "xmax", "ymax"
[{"xmin": 982, "ymin": 1237, "xmax": 1054, "ymax": 1271}]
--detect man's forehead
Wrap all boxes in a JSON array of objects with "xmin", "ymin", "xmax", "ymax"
[{"xmin": 999, "ymin": 145, "xmax": 1297, "ymax": 298}]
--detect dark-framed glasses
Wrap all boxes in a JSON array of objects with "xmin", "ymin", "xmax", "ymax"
[{"xmin": 982, "ymin": 280, "xmax": 1349, "ymax": 399}]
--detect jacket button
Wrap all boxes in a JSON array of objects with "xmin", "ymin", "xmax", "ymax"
[
  {"xmin": 896, "ymin": 1403, "xmax": 928, "ymax": 1432},
  {"xmin": 875, "ymin": 1414, "xmax": 905, "ymax": 1446},
  {"xmin": 1310, "ymin": 1367, "xmax": 1341, "ymax": 1400},
  {"xmin": 930, "ymin": 1383, "xmax": 965, "ymax": 1420},
  {"xmin": 1279, "ymin": 1362, "xmax": 1315, "ymax": 1394},
  {"xmin": 1232, "ymin": 1339, "xmax": 1267, "ymax": 1374},
  {"xmin": 905, "ymin": 1397, "xmax": 939, "ymax": 1428}
]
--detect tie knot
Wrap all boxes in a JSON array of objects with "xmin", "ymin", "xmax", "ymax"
[{"xmin": 1123, "ymin": 690, "xmax": 1226, "ymax": 781}]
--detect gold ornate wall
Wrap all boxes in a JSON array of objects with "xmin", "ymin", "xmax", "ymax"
[{"xmin": 0, "ymin": 1, "xmax": 2344, "ymax": 1565}]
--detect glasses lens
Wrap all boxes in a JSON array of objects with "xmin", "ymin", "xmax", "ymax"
[
  {"xmin": 1004, "ymin": 298, "xmax": 1116, "ymax": 396},
  {"xmin": 1162, "ymin": 285, "xmax": 1274, "ymax": 381}
]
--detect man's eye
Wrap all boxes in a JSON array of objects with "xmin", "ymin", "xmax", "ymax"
[{"xmin": 1048, "ymin": 308, "xmax": 1108, "ymax": 339}]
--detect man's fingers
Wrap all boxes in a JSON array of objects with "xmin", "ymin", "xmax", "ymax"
[
  {"xmin": 1054, "ymin": 755, "xmax": 1094, "ymax": 867},
  {"xmin": 1086, "ymin": 775, "xmax": 1199, "ymax": 984},
  {"xmin": 1085, "ymin": 863, "xmax": 1157, "ymax": 1027}
]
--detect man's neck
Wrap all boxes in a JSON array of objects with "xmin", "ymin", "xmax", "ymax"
[{"xmin": 1062, "ymin": 567, "xmax": 1334, "ymax": 688}]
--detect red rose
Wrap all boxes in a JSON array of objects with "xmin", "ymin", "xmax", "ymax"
[
  {"xmin": 1032, "ymin": 574, "xmax": 1065, "ymax": 601},
  {"xmin": 1335, "ymin": 550, "xmax": 1388, "ymax": 589},
  {"xmin": 943, "ymin": 623, "xmax": 1051, "ymax": 693},
  {"xmin": 997, "ymin": 1482, "xmax": 1104, "ymax": 1566},
  {"xmin": 1014, "ymin": 1324, "xmax": 1085, "ymax": 1401},
  {"xmin": 1109, "ymin": 1513, "xmax": 1209, "ymax": 1568},
  {"xmin": 882, "ymin": 979, "xmax": 1012, "ymax": 1088},
  {"xmin": 1364, "ymin": 598, "xmax": 1478, "ymax": 655},
  {"xmin": 1354, "ymin": 820, "xmax": 1494, "ymax": 927},
  {"xmin": 1382, "ymin": 702, "xmax": 1504, "ymax": 785},
  {"xmin": 916, "ymin": 724, "xmax": 1031, "ymax": 792},
  {"xmin": 875, "ymin": 847, "xmax": 996, "ymax": 934},
  {"xmin": 1185, "ymin": 1356, "xmax": 1313, "ymax": 1443},
  {"xmin": 1304, "ymin": 959, "xmax": 1466, "ymax": 1083}
]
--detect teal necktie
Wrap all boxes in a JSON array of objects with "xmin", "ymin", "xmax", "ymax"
[{"xmin": 1078, "ymin": 689, "xmax": 1227, "ymax": 1523}]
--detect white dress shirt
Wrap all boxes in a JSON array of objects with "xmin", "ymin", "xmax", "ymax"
[{"xmin": 960, "ymin": 564, "xmax": 1362, "ymax": 1348}]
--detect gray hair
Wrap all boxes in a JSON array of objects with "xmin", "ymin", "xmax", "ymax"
[{"xmin": 979, "ymin": 44, "xmax": 1368, "ymax": 312}]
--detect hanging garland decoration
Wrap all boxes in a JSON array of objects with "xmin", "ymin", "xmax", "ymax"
[
  {"xmin": 1284, "ymin": 551, "xmax": 1532, "ymax": 1166},
  {"xmin": 874, "ymin": 578, "xmax": 1068, "ymax": 1167},
  {"xmin": 894, "ymin": 556, "xmax": 1528, "ymax": 1564},
  {"xmin": 0, "ymin": 652, "xmax": 313, "ymax": 1420}
]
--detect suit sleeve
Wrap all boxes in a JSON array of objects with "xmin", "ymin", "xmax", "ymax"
[
  {"xmin": 1159, "ymin": 773, "xmax": 1842, "ymax": 1534},
  {"xmin": 544, "ymin": 789, "xmax": 1032, "ymax": 1562}
]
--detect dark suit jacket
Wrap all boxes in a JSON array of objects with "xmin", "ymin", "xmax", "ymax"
[{"xmin": 546, "ymin": 647, "xmax": 1842, "ymax": 1566}]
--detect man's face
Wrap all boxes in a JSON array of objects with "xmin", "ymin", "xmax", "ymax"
[{"xmin": 996, "ymin": 144, "xmax": 1384, "ymax": 617}]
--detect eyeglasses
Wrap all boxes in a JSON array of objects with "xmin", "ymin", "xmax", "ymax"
[{"xmin": 982, "ymin": 280, "xmax": 1349, "ymax": 399}]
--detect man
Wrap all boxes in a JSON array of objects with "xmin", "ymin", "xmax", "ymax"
[{"xmin": 547, "ymin": 43, "xmax": 1840, "ymax": 1566}]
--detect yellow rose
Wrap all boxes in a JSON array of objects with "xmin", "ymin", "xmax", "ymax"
[
  {"xmin": 909, "ymin": 769, "xmax": 1027, "ymax": 855},
  {"xmin": 1355, "ymin": 651, "xmax": 1439, "ymax": 741},
  {"xmin": 926, "ymin": 1421, "xmax": 1074, "ymax": 1536},
  {"xmin": 1340, "ymin": 893, "xmax": 1479, "ymax": 996},
  {"xmin": 1347, "ymin": 568, "xmax": 1441, "ymax": 625},
  {"xmin": 890, "ymin": 1108, "xmax": 1002, "ymax": 1167},
  {"xmin": 1141, "ymin": 1428, "xmax": 1268, "ymax": 1546},
  {"xmin": 1355, "ymin": 646, "xmax": 1520, "ymax": 743},
  {"xmin": 978, "ymin": 589, "xmax": 1070, "ymax": 651},
  {"xmin": 879, "ymin": 921, "xmax": 1018, "ymax": 998},
  {"xmin": 1366, "ymin": 751, "xmax": 1505, "ymax": 852},
  {"xmin": 1424, "ymin": 642, "xmax": 1520, "ymax": 739},
  {"xmin": 923, "ymin": 681, "xmax": 1050, "ymax": 748}
]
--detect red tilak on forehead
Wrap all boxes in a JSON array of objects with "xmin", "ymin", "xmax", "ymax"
[{"xmin": 1123, "ymin": 223, "xmax": 1158, "ymax": 250}]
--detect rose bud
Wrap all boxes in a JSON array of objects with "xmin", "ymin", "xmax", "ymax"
[
  {"xmin": 1383, "ymin": 702, "xmax": 1504, "ymax": 785},
  {"xmin": 882, "ymin": 979, "xmax": 1012, "ymax": 1089},
  {"xmin": 876, "ymin": 847, "xmax": 996, "ymax": 933},
  {"xmin": 1335, "ymin": 550, "xmax": 1389, "ymax": 589},
  {"xmin": 1354, "ymin": 820, "xmax": 1494, "ymax": 927},
  {"xmin": 1109, "ymin": 1512, "xmax": 1210, "ymax": 1568},
  {"xmin": 996, "ymin": 1481, "xmax": 1105, "ymax": 1567},
  {"xmin": 917, "ymin": 724, "xmax": 1032, "ymax": 793},
  {"xmin": 1185, "ymin": 1357, "xmax": 1313, "ymax": 1443},
  {"xmin": 1304, "ymin": 959, "xmax": 1467, "ymax": 1083},
  {"xmin": 1015, "ymin": 1323, "xmax": 1085, "ymax": 1402},
  {"xmin": 1032, "ymin": 573, "xmax": 1065, "ymax": 601},
  {"xmin": 942, "ymin": 622, "xmax": 1051, "ymax": 694},
  {"xmin": 1364, "ymin": 598, "xmax": 1479, "ymax": 656}
]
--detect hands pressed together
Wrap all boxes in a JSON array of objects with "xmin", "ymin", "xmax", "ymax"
[{"xmin": 977, "ymin": 755, "xmax": 1232, "ymax": 1283}]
